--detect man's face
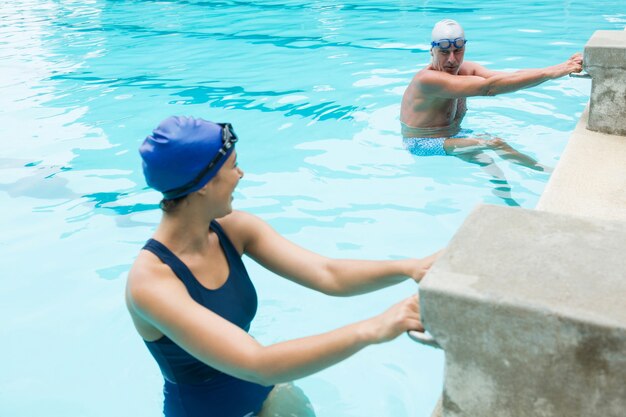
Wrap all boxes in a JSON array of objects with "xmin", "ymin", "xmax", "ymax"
[{"xmin": 431, "ymin": 45, "xmax": 465, "ymax": 75}]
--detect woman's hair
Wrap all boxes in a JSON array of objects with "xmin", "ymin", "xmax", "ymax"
[{"xmin": 159, "ymin": 195, "xmax": 187, "ymax": 213}]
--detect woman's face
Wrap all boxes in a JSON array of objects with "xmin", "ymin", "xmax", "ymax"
[{"xmin": 207, "ymin": 150, "xmax": 243, "ymax": 215}]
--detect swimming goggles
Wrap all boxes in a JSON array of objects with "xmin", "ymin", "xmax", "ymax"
[
  {"xmin": 162, "ymin": 122, "xmax": 238, "ymax": 199},
  {"xmin": 431, "ymin": 37, "xmax": 467, "ymax": 49}
]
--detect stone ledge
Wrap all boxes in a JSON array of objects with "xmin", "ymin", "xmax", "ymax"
[
  {"xmin": 583, "ymin": 30, "xmax": 626, "ymax": 135},
  {"xmin": 421, "ymin": 205, "xmax": 626, "ymax": 335},
  {"xmin": 584, "ymin": 30, "xmax": 626, "ymax": 69}
]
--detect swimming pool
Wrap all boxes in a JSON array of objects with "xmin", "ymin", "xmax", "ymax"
[{"xmin": 1, "ymin": 1, "xmax": 623, "ymax": 416}]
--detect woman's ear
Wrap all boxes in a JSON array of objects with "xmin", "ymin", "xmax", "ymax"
[{"xmin": 196, "ymin": 181, "xmax": 212, "ymax": 196}]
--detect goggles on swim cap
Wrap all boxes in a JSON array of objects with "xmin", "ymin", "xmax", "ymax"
[
  {"xmin": 162, "ymin": 122, "xmax": 238, "ymax": 199},
  {"xmin": 431, "ymin": 37, "xmax": 467, "ymax": 50}
]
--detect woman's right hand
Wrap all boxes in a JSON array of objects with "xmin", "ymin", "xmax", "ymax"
[{"xmin": 368, "ymin": 294, "xmax": 423, "ymax": 343}]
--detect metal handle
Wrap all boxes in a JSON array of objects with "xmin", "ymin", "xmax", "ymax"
[
  {"xmin": 407, "ymin": 330, "xmax": 442, "ymax": 349},
  {"xmin": 569, "ymin": 72, "xmax": 591, "ymax": 79}
]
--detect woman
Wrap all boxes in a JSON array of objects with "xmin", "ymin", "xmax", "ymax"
[{"xmin": 126, "ymin": 115, "xmax": 440, "ymax": 417}]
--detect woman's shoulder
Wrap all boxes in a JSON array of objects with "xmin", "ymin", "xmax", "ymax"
[
  {"xmin": 216, "ymin": 209, "xmax": 259, "ymax": 227},
  {"xmin": 215, "ymin": 210, "xmax": 267, "ymax": 253},
  {"xmin": 126, "ymin": 250, "xmax": 191, "ymax": 341},
  {"xmin": 127, "ymin": 249, "xmax": 179, "ymax": 299}
]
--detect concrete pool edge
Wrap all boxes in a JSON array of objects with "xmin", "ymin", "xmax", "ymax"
[
  {"xmin": 537, "ymin": 27, "xmax": 626, "ymax": 221},
  {"xmin": 421, "ymin": 204, "xmax": 626, "ymax": 417}
]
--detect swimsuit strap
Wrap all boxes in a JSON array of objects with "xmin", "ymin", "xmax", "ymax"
[
  {"xmin": 141, "ymin": 221, "xmax": 241, "ymax": 301},
  {"xmin": 208, "ymin": 220, "xmax": 241, "ymax": 262},
  {"xmin": 142, "ymin": 238, "xmax": 204, "ymax": 302}
]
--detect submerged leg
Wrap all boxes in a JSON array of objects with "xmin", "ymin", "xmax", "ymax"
[
  {"xmin": 444, "ymin": 137, "xmax": 552, "ymax": 173},
  {"xmin": 486, "ymin": 138, "xmax": 553, "ymax": 172},
  {"xmin": 449, "ymin": 147, "xmax": 521, "ymax": 207},
  {"xmin": 258, "ymin": 383, "xmax": 316, "ymax": 417}
]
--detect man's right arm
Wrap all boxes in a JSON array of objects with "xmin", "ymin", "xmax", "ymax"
[{"xmin": 421, "ymin": 53, "xmax": 582, "ymax": 99}]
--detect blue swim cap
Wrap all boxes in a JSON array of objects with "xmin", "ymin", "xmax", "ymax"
[{"xmin": 139, "ymin": 116, "xmax": 234, "ymax": 199}]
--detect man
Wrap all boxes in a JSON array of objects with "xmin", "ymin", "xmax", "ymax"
[{"xmin": 400, "ymin": 19, "xmax": 583, "ymax": 158}]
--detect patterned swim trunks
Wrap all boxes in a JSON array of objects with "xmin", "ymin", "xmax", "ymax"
[
  {"xmin": 403, "ymin": 137, "xmax": 447, "ymax": 156},
  {"xmin": 403, "ymin": 129, "xmax": 474, "ymax": 157}
]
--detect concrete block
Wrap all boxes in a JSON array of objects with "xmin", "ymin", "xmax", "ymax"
[
  {"xmin": 420, "ymin": 205, "xmax": 626, "ymax": 417},
  {"xmin": 584, "ymin": 30, "xmax": 626, "ymax": 136}
]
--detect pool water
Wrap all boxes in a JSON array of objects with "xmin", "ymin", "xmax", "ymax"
[{"xmin": 1, "ymin": 1, "xmax": 623, "ymax": 416}]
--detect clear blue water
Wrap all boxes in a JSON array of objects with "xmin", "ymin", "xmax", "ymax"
[{"xmin": 1, "ymin": 1, "xmax": 623, "ymax": 416}]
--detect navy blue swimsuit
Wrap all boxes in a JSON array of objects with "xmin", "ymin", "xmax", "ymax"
[{"xmin": 142, "ymin": 220, "xmax": 273, "ymax": 417}]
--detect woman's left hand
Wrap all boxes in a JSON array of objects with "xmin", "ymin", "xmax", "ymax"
[{"xmin": 409, "ymin": 249, "xmax": 444, "ymax": 283}]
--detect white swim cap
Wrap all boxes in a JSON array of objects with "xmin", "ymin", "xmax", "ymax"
[{"xmin": 431, "ymin": 19, "xmax": 465, "ymax": 42}]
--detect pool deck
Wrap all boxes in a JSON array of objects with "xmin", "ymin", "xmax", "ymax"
[{"xmin": 536, "ymin": 106, "xmax": 626, "ymax": 221}]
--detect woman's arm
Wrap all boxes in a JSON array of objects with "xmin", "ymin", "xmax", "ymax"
[
  {"xmin": 221, "ymin": 210, "xmax": 440, "ymax": 296},
  {"xmin": 126, "ymin": 256, "xmax": 422, "ymax": 386}
]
